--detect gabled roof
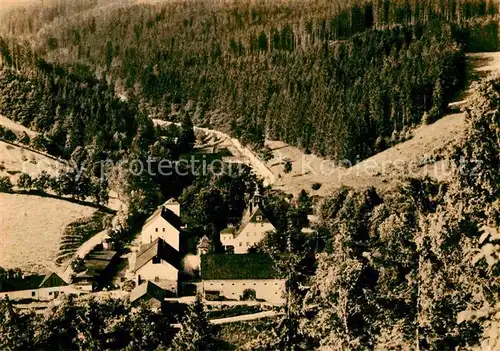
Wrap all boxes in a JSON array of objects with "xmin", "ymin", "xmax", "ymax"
[
  {"xmin": 134, "ymin": 238, "xmax": 181, "ymax": 272},
  {"xmin": 220, "ymin": 227, "xmax": 236, "ymax": 235},
  {"xmin": 201, "ymin": 254, "xmax": 280, "ymax": 280},
  {"xmin": 0, "ymin": 271, "xmax": 66, "ymax": 292},
  {"xmin": 226, "ymin": 204, "xmax": 275, "ymax": 239},
  {"xmin": 39, "ymin": 272, "xmax": 67, "ymax": 288},
  {"xmin": 247, "ymin": 206, "xmax": 269, "ymax": 223},
  {"xmin": 130, "ymin": 281, "xmax": 166, "ymax": 304},
  {"xmin": 143, "ymin": 207, "xmax": 182, "ymax": 232}
]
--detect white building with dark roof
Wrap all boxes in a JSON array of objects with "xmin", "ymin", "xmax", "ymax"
[
  {"xmin": 200, "ymin": 254, "xmax": 285, "ymax": 303},
  {"xmin": 0, "ymin": 271, "xmax": 82, "ymax": 301},
  {"xmin": 133, "ymin": 238, "xmax": 180, "ymax": 295},
  {"xmin": 220, "ymin": 190, "xmax": 275, "ymax": 254},
  {"xmin": 141, "ymin": 199, "xmax": 182, "ymax": 249}
]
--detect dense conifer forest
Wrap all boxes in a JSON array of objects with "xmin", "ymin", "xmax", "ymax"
[
  {"xmin": 0, "ymin": 1, "xmax": 499, "ymax": 350},
  {"xmin": 0, "ymin": 0, "xmax": 498, "ymax": 159}
]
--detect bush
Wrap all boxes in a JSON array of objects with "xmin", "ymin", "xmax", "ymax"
[
  {"xmin": 0, "ymin": 176, "xmax": 13, "ymax": 193},
  {"xmin": 311, "ymin": 182, "xmax": 322, "ymax": 191},
  {"xmin": 240, "ymin": 289, "xmax": 256, "ymax": 301},
  {"xmin": 3, "ymin": 129, "xmax": 16, "ymax": 142},
  {"xmin": 70, "ymin": 257, "xmax": 85, "ymax": 273}
]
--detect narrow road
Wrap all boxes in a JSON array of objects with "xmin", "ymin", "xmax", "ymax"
[
  {"xmin": 172, "ymin": 310, "xmax": 281, "ymax": 328},
  {"xmin": 152, "ymin": 119, "xmax": 276, "ymax": 186}
]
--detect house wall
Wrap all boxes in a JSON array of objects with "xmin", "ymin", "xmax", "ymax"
[
  {"xmin": 221, "ymin": 222, "xmax": 275, "ymax": 254},
  {"xmin": 141, "ymin": 215, "xmax": 180, "ymax": 249},
  {"xmin": 0, "ymin": 286, "xmax": 84, "ymax": 301},
  {"xmin": 136, "ymin": 259, "xmax": 178, "ymax": 294},
  {"xmin": 201, "ymin": 279, "xmax": 285, "ymax": 303}
]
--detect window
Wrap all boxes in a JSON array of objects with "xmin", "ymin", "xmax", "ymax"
[
  {"xmin": 152, "ymin": 256, "xmax": 161, "ymax": 264},
  {"xmin": 49, "ymin": 292, "xmax": 53, "ymax": 296},
  {"xmin": 256, "ymin": 215, "xmax": 262, "ymax": 222},
  {"xmin": 264, "ymin": 283, "xmax": 267, "ymax": 286},
  {"xmin": 155, "ymin": 228, "xmax": 158, "ymax": 232},
  {"xmin": 163, "ymin": 228, "xmax": 165, "ymax": 232},
  {"xmin": 239, "ymin": 242, "xmax": 242, "ymax": 246},
  {"xmin": 31, "ymin": 291, "xmax": 35, "ymax": 297},
  {"xmin": 232, "ymin": 283, "xmax": 235, "ymax": 286}
]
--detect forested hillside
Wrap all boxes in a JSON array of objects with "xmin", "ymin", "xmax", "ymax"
[
  {"xmin": 1, "ymin": 0, "xmax": 498, "ymax": 160},
  {"xmin": 252, "ymin": 76, "xmax": 500, "ymax": 350}
]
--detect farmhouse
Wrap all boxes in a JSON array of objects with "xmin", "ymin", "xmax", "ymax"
[
  {"xmin": 133, "ymin": 238, "xmax": 180, "ymax": 295},
  {"xmin": 129, "ymin": 281, "xmax": 166, "ymax": 309},
  {"xmin": 220, "ymin": 190, "xmax": 275, "ymax": 254},
  {"xmin": 0, "ymin": 271, "xmax": 81, "ymax": 301},
  {"xmin": 141, "ymin": 198, "xmax": 182, "ymax": 249},
  {"xmin": 72, "ymin": 250, "xmax": 119, "ymax": 291},
  {"xmin": 200, "ymin": 254, "xmax": 285, "ymax": 303}
]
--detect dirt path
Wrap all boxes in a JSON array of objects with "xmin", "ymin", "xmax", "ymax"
[
  {"xmin": 153, "ymin": 119, "xmax": 276, "ymax": 185},
  {"xmin": 172, "ymin": 310, "xmax": 280, "ymax": 328}
]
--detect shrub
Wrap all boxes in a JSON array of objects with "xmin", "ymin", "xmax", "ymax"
[
  {"xmin": 311, "ymin": 182, "xmax": 322, "ymax": 191},
  {"xmin": 70, "ymin": 257, "xmax": 85, "ymax": 273},
  {"xmin": 3, "ymin": 129, "xmax": 16, "ymax": 142},
  {"xmin": 241, "ymin": 288, "xmax": 256, "ymax": 301},
  {"xmin": 0, "ymin": 176, "xmax": 13, "ymax": 193}
]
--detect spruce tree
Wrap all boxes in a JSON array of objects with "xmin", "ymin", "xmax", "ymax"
[{"xmin": 170, "ymin": 294, "xmax": 215, "ymax": 351}]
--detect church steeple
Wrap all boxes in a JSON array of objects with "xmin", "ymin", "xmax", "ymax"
[{"xmin": 248, "ymin": 183, "xmax": 262, "ymax": 214}]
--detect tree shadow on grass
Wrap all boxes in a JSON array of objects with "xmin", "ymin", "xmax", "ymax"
[{"xmin": 11, "ymin": 190, "xmax": 116, "ymax": 214}]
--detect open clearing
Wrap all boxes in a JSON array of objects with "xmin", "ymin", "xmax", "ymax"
[
  {"xmin": 0, "ymin": 140, "xmax": 65, "ymax": 184},
  {"xmin": 0, "ymin": 193, "xmax": 96, "ymax": 273}
]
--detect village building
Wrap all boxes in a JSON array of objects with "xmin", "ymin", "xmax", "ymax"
[
  {"xmin": 220, "ymin": 190, "xmax": 275, "ymax": 254},
  {"xmin": 133, "ymin": 238, "xmax": 180, "ymax": 296},
  {"xmin": 140, "ymin": 199, "xmax": 182, "ymax": 249},
  {"xmin": 129, "ymin": 281, "xmax": 166, "ymax": 309},
  {"xmin": 72, "ymin": 250, "xmax": 119, "ymax": 291},
  {"xmin": 0, "ymin": 271, "xmax": 81, "ymax": 301},
  {"xmin": 200, "ymin": 254, "xmax": 285, "ymax": 303},
  {"xmin": 130, "ymin": 198, "xmax": 186, "ymax": 296}
]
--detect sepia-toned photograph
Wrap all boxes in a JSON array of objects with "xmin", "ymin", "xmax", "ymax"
[{"xmin": 0, "ymin": 0, "xmax": 499, "ymax": 349}]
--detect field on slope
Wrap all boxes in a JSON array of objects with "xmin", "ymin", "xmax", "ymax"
[
  {"xmin": 0, "ymin": 116, "xmax": 98, "ymax": 274},
  {"xmin": 0, "ymin": 140, "xmax": 64, "ymax": 183},
  {"xmin": 0, "ymin": 192, "xmax": 96, "ymax": 273}
]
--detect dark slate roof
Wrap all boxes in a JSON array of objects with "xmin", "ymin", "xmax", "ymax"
[
  {"xmin": 83, "ymin": 250, "xmax": 117, "ymax": 273},
  {"xmin": 220, "ymin": 227, "xmax": 236, "ymax": 234},
  {"xmin": 144, "ymin": 203, "xmax": 182, "ymax": 232},
  {"xmin": 134, "ymin": 238, "xmax": 181, "ymax": 272},
  {"xmin": 248, "ymin": 207, "xmax": 270, "ymax": 223},
  {"xmin": 201, "ymin": 254, "xmax": 279, "ymax": 280},
  {"xmin": 0, "ymin": 272, "xmax": 66, "ymax": 292},
  {"xmin": 130, "ymin": 281, "xmax": 166, "ymax": 304},
  {"xmin": 0, "ymin": 275, "xmax": 44, "ymax": 292}
]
